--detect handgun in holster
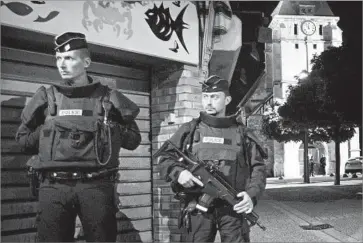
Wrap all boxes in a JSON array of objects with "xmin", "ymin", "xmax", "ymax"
[{"xmin": 174, "ymin": 191, "xmax": 197, "ymax": 233}]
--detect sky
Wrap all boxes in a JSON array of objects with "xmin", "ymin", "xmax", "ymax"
[{"xmin": 230, "ymin": 1, "xmax": 362, "ymax": 47}]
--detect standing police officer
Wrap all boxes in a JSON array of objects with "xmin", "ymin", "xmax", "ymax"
[
  {"xmin": 15, "ymin": 32, "xmax": 141, "ymax": 242},
  {"xmin": 158, "ymin": 75, "xmax": 267, "ymax": 242}
]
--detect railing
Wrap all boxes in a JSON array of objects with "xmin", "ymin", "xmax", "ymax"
[
  {"xmin": 237, "ymin": 71, "xmax": 267, "ymax": 108},
  {"xmin": 249, "ymin": 92, "xmax": 274, "ymax": 116}
]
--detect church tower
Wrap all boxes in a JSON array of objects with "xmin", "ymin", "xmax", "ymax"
[
  {"xmin": 265, "ymin": 1, "xmax": 343, "ymax": 177},
  {"xmin": 267, "ymin": 1, "xmax": 342, "ymax": 100}
]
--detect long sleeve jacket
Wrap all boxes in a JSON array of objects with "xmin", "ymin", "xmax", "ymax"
[{"xmin": 157, "ymin": 114, "xmax": 267, "ymax": 204}]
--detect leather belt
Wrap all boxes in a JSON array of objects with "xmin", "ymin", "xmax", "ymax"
[{"xmin": 44, "ymin": 170, "xmax": 117, "ymax": 181}]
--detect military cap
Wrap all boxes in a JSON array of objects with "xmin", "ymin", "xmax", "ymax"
[
  {"xmin": 201, "ymin": 75, "xmax": 230, "ymax": 95},
  {"xmin": 54, "ymin": 32, "xmax": 88, "ymax": 52}
]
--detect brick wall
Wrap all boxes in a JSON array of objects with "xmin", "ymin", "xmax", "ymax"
[{"xmin": 151, "ymin": 63, "xmax": 203, "ymax": 242}]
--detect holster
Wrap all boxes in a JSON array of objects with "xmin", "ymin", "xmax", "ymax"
[
  {"xmin": 175, "ymin": 191, "xmax": 197, "ymax": 233},
  {"xmin": 27, "ymin": 166, "xmax": 40, "ymax": 198},
  {"xmin": 172, "ymin": 182, "xmax": 202, "ymax": 233}
]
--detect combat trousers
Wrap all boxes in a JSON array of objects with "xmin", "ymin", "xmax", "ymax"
[
  {"xmin": 182, "ymin": 206, "xmax": 250, "ymax": 242},
  {"xmin": 36, "ymin": 178, "xmax": 118, "ymax": 242}
]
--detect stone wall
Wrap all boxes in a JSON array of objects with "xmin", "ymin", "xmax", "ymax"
[
  {"xmin": 247, "ymin": 115, "xmax": 275, "ymax": 177},
  {"xmin": 151, "ymin": 63, "xmax": 203, "ymax": 242}
]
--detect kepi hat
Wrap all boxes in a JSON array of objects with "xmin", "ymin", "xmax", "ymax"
[
  {"xmin": 201, "ymin": 75, "xmax": 230, "ymax": 95},
  {"xmin": 54, "ymin": 32, "xmax": 88, "ymax": 52}
]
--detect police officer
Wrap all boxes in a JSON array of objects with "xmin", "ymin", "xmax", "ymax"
[
  {"xmin": 15, "ymin": 32, "xmax": 141, "ymax": 242},
  {"xmin": 158, "ymin": 75, "xmax": 267, "ymax": 242}
]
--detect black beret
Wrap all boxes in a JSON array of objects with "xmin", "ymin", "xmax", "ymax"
[
  {"xmin": 202, "ymin": 75, "xmax": 230, "ymax": 95},
  {"xmin": 54, "ymin": 32, "xmax": 88, "ymax": 52}
]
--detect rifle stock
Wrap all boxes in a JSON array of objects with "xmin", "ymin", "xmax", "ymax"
[{"xmin": 154, "ymin": 140, "xmax": 266, "ymax": 231}]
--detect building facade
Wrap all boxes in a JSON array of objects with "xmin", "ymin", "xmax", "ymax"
[
  {"xmin": 1, "ymin": 1, "xmax": 360, "ymax": 242},
  {"xmin": 0, "ymin": 1, "xmax": 241, "ymax": 242},
  {"xmin": 246, "ymin": 1, "xmax": 361, "ymax": 178}
]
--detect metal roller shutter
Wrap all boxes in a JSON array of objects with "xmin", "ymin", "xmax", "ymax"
[{"xmin": 1, "ymin": 46, "xmax": 152, "ymax": 242}]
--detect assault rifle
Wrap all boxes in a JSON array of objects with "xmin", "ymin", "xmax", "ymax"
[{"xmin": 154, "ymin": 140, "xmax": 266, "ymax": 231}]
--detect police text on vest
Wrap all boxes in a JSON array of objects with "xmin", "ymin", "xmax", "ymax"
[
  {"xmin": 59, "ymin": 109, "xmax": 83, "ymax": 116},
  {"xmin": 203, "ymin": 136, "xmax": 224, "ymax": 144}
]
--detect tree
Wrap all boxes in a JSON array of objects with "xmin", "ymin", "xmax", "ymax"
[
  {"xmin": 262, "ymin": 100, "xmax": 332, "ymax": 144},
  {"xmin": 262, "ymin": 66, "xmax": 356, "ymax": 185},
  {"xmin": 311, "ymin": 46, "xmax": 362, "ymax": 126},
  {"xmin": 278, "ymin": 70, "xmax": 356, "ymax": 185}
]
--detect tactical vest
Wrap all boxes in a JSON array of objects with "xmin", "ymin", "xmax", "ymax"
[
  {"xmin": 37, "ymin": 84, "xmax": 122, "ymax": 170},
  {"xmin": 187, "ymin": 119, "xmax": 250, "ymax": 190}
]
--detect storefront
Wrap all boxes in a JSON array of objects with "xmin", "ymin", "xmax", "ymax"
[
  {"xmin": 1, "ymin": 1, "xmax": 199, "ymax": 241},
  {"xmin": 1, "ymin": 1, "xmax": 243, "ymax": 241}
]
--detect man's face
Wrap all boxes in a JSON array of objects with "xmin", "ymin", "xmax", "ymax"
[
  {"xmin": 202, "ymin": 91, "xmax": 231, "ymax": 117},
  {"xmin": 55, "ymin": 50, "xmax": 89, "ymax": 80}
]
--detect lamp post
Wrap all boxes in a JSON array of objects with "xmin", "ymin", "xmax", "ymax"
[
  {"xmin": 299, "ymin": 20, "xmax": 316, "ymax": 183},
  {"xmin": 296, "ymin": 70, "xmax": 310, "ymax": 184},
  {"xmin": 293, "ymin": 37, "xmax": 311, "ymax": 183},
  {"xmin": 303, "ymin": 128, "xmax": 310, "ymax": 183}
]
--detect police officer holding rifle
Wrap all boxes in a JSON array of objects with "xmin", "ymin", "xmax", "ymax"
[{"xmin": 157, "ymin": 75, "xmax": 267, "ymax": 242}]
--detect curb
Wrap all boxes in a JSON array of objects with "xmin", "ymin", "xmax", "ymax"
[
  {"xmin": 267, "ymin": 176, "xmax": 362, "ymax": 184},
  {"xmin": 265, "ymin": 179, "xmax": 362, "ymax": 189}
]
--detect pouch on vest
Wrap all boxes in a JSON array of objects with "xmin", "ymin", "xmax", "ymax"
[
  {"xmin": 192, "ymin": 126, "xmax": 241, "ymax": 163},
  {"xmin": 39, "ymin": 85, "xmax": 105, "ymax": 163},
  {"xmin": 39, "ymin": 117, "xmax": 100, "ymax": 162},
  {"xmin": 190, "ymin": 124, "xmax": 249, "ymax": 182}
]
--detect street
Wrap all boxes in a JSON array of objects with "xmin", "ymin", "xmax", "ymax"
[{"xmin": 214, "ymin": 176, "xmax": 362, "ymax": 242}]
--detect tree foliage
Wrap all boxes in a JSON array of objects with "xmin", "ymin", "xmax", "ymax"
[
  {"xmin": 262, "ymin": 100, "xmax": 333, "ymax": 144},
  {"xmin": 311, "ymin": 45, "xmax": 362, "ymax": 125},
  {"xmin": 262, "ymin": 46, "xmax": 358, "ymax": 144}
]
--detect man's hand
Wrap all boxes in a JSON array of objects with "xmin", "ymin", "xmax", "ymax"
[
  {"xmin": 233, "ymin": 191, "xmax": 254, "ymax": 214},
  {"xmin": 177, "ymin": 170, "xmax": 204, "ymax": 188}
]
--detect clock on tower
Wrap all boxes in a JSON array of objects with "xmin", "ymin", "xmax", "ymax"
[{"xmin": 301, "ymin": 20, "xmax": 316, "ymax": 36}]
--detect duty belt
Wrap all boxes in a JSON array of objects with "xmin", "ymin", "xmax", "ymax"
[{"xmin": 44, "ymin": 170, "xmax": 117, "ymax": 181}]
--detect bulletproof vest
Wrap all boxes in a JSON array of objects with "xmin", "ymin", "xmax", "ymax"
[
  {"xmin": 38, "ymin": 83, "xmax": 121, "ymax": 170},
  {"xmin": 190, "ymin": 121, "xmax": 247, "ymax": 181}
]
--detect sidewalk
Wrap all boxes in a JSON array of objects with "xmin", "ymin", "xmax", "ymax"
[
  {"xmin": 252, "ymin": 178, "xmax": 363, "ymax": 242},
  {"xmin": 214, "ymin": 178, "xmax": 362, "ymax": 242}
]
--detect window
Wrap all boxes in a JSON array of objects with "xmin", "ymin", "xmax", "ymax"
[
  {"xmin": 294, "ymin": 24, "xmax": 298, "ymax": 35},
  {"xmin": 319, "ymin": 25, "xmax": 323, "ymax": 35},
  {"xmin": 299, "ymin": 4, "xmax": 315, "ymax": 15},
  {"xmin": 295, "ymin": 43, "xmax": 299, "ymax": 49},
  {"xmin": 313, "ymin": 44, "xmax": 317, "ymax": 49}
]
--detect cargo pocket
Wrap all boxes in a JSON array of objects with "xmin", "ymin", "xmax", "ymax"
[
  {"xmin": 38, "ymin": 124, "xmax": 56, "ymax": 162},
  {"xmin": 52, "ymin": 121, "xmax": 98, "ymax": 162}
]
